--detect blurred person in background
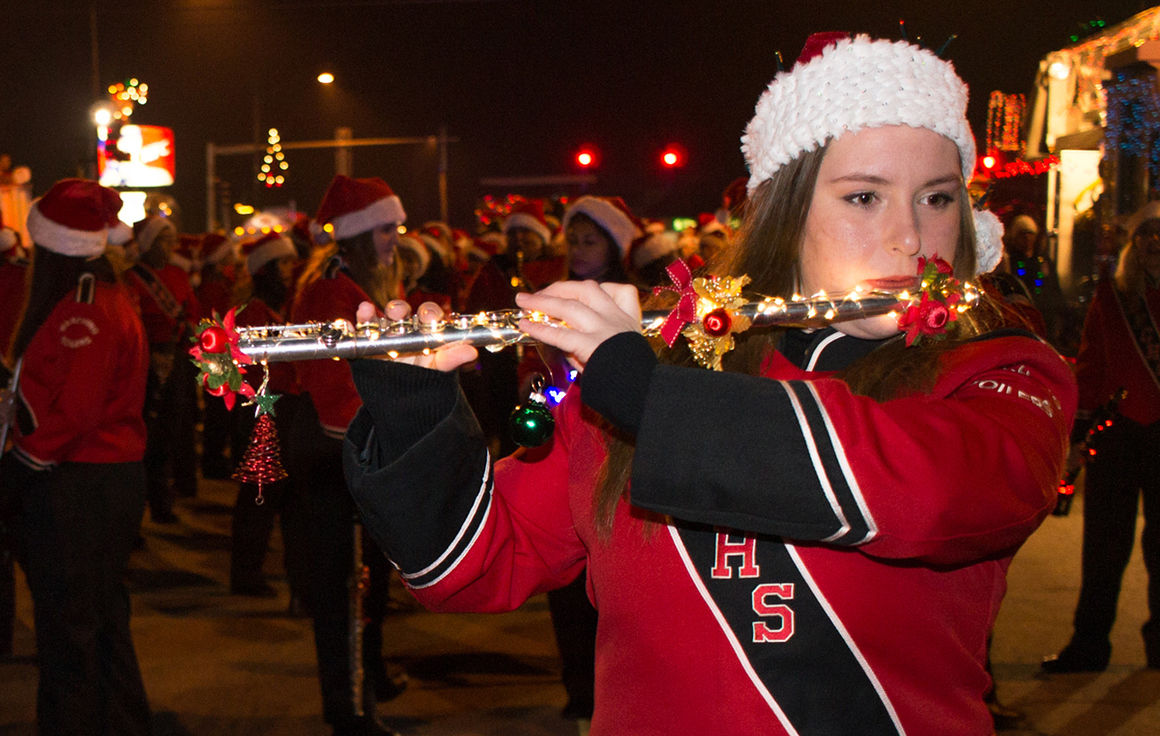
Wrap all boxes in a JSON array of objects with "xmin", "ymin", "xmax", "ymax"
[
  {"xmin": 125, "ymin": 212, "xmax": 201, "ymax": 520},
  {"xmin": 1043, "ymin": 201, "xmax": 1160, "ymax": 674},
  {"xmin": 291, "ymin": 175, "xmax": 408, "ymax": 736}
]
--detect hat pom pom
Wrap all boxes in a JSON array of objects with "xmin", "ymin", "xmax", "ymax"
[
  {"xmin": 309, "ymin": 219, "xmax": 333, "ymax": 246},
  {"xmin": 973, "ymin": 209, "xmax": 1004, "ymax": 274}
]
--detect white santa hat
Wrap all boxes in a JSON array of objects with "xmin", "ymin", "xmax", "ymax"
[
  {"xmin": 202, "ymin": 232, "xmax": 236, "ymax": 265},
  {"xmin": 502, "ymin": 200, "xmax": 553, "ymax": 245},
  {"xmin": 314, "ymin": 175, "xmax": 406, "ymax": 241},
  {"xmin": 628, "ymin": 230, "xmax": 681, "ymax": 271},
  {"xmin": 133, "ymin": 214, "xmax": 177, "ymax": 254},
  {"xmin": 741, "ymin": 32, "xmax": 1002, "ymax": 273},
  {"xmin": 1124, "ymin": 201, "xmax": 1160, "ymax": 236},
  {"xmin": 1007, "ymin": 214, "xmax": 1039, "ymax": 237},
  {"xmin": 396, "ymin": 233, "xmax": 430, "ymax": 277},
  {"xmin": 561, "ymin": 196, "xmax": 642, "ymax": 256},
  {"xmin": 418, "ymin": 231, "xmax": 451, "ymax": 265},
  {"xmin": 0, "ymin": 215, "xmax": 17, "ymax": 252},
  {"xmin": 26, "ymin": 178, "xmax": 124, "ymax": 258},
  {"xmin": 242, "ymin": 231, "xmax": 297, "ymax": 275}
]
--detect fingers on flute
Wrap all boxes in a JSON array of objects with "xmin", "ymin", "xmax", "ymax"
[
  {"xmin": 384, "ymin": 299, "xmax": 411, "ymax": 321},
  {"xmin": 356, "ymin": 300, "xmax": 380, "ymax": 323},
  {"xmin": 599, "ymin": 282, "xmax": 644, "ymax": 319}
]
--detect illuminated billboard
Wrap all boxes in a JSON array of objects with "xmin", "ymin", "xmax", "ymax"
[{"xmin": 98, "ymin": 124, "xmax": 175, "ymax": 188}]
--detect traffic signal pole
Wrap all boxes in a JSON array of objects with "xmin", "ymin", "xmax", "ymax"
[{"xmin": 205, "ymin": 130, "xmax": 458, "ymax": 231}]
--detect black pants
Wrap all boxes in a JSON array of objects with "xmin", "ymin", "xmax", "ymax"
[
  {"xmin": 18, "ymin": 460, "xmax": 151, "ymax": 736},
  {"xmin": 548, "ymin": 571, "xmax": 597, "ymax": 718},
  {"xmin": 1072, "ymin": 417, "xmax": 1160, "ymax": 653},
  {"xmin": 289, "ymin": 398, "xmax": 390, "ymax": 727},
  {"xmin": 201, "ymin": 390, "xmax": 234, "ymax": 476},
  {"xmin": 143, "ymin": 348, "xmax": 199, "ymax": 516}
]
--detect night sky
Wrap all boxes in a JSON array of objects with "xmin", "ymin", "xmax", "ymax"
[{"xmin": 1, "ymin": 0, "xmax": 1152, "ymax": 232}]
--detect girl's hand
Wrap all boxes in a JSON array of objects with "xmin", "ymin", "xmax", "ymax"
[
  {"xmin": 515, "ymin": 280, "xmax": 641, "ymax": 372},
  {"xmin": 355, "ymin": 300, "xmax": 478, "ymax": 372}
]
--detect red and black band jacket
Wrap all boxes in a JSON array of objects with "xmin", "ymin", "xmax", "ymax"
[
  {"xmin": 14, "ymin": 280, "xmax": 148, "ymax": 469},
  {"xmin": 343, "ymin": 327, "xmax": 1076, "ymax": 735},
  {"xmin": 1074, "ymin": 278, "xmax": 1160, "ymax": 425}
]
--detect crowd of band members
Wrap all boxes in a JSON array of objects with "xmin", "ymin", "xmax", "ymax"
[
  {"xmin": 0, "ymin": 174, "xmax": 743, "ymax": 736},
  {"xmin": 0, "ymin": 168, "xmax": 1155, "ymax": 735}
]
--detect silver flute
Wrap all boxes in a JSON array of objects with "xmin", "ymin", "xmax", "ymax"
[{"xmin": 231, "ymin": 291, "xmax": 922, "ymax": 363}]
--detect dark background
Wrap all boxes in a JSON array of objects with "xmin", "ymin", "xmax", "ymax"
[{"xmin": 1, "ymin": 0, "xmax": 1151, "ymax": 231}]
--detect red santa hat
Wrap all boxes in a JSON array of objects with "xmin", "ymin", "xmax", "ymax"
[
  {"xmin": 421, "ymin": 220, "xmax": 453, "ymax": 243},
  {"xmin": 477, "ymin": 231, "xmax": 506, "ymax": 256},
  {"xmin": 314, "ymin": 175, "xmax": 406, "ymax": 241},
  {"xmin": 628, "ymin": 230, "xmax": 681, "ymax": 272},
  {"xmin": 561, "ymin": 196, "xmax": 642, "ymax": 256},
  {"xmin": 242, "ymin": 231, "xmax": 297, "ymax": 275},
  {"xmin": 503, "ymin": 200, "xmax": 553, "ymax": 244},
  {"xmin": 26, "ymin": 178, "xmax": 125, "ymax": 258},
  {"xmin": 697, "ymin": 212, "xmax": 727, "ymax": 236},
  {"xmin": 133, "ymin": 214, "xmax": 177, "ymax": 254},
  {"xmin": 201, "ymin": 232, "xmax": 235, "ymax": 265},
  {"xmin": 169, "ymin": 233, "xmax": 203, "ymax": 273}
]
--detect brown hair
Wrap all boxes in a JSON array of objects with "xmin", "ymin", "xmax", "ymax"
[
  {"xmin": 296, "ymin": 230, "xmax": 399, "ymax": 311},
  {"xmin": 9, "ymin": 246, "xmax": 117, "ymax": 361},
  {"xmin": 592, "ymin": 141, "xmax": 999, "ymax": 536}
]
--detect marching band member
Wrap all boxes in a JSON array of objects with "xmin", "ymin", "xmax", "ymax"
[
  {"xmin": 3, "ymin": 178, "xmax": 151, "ymax": 735},
  {"xmin": 290, "ymin": 175, "xmax": 405, "ymax": 736},
  {"xmin": 341, "ymin": 32, "xmax": 1078, "ymax": 734}
]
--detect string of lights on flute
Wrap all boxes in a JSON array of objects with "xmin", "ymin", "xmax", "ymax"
[{"xmin": 190, "ymin": 256, "xmax": 978, "ymax": 468}]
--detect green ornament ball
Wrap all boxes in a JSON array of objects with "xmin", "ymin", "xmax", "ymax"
[{"xmin": 508, "ymin": 400, "xmax": 555, "ymax": 447}]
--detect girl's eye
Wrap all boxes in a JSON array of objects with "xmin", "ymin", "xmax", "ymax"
[
  {"xmin": 922, "ymin": 191, "xmax": 956, "ymax": 208},
  {"xmin": 845, "ymin": 192, "xmax": 876, "ymax": 206}
]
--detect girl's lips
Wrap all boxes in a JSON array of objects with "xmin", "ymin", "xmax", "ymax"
[{"xmin": 862, "ymin": 276, "xmax": 920, "ymax": 291}]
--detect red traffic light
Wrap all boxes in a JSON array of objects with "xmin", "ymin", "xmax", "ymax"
[
  {"xmin": 659, "ymin": 144, "xmax": 686, "ymax": 168},
  {"xmin": 574, "ymin": 145, "xmax": 599, "ymax": 169}
]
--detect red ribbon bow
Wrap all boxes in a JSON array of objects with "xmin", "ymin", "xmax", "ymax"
[{"xmin": 652, "ymin": 258, "xmax": 698, "ymax": 347}]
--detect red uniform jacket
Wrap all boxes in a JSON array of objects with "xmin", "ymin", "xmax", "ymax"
[
  {"xmin": 197, "ymin": 270, "xmax": 236, "ymax": 322},
  {"xmin": 345, "ymin": 329, "xmax": 1076, "ymax": 735},
  {"xmin": 14, "ymin": 280, "xmax": 149, "ymax": 468},
  {"xmin": 126, "ymin": 263, "xmax": 201, "ymax": 347},
  {"xmin": 290, "ymin": 268, "xmax": 370, "ymax": 438},
  {"xmin": 235, "ymin": 298, "xmax": 298, "ymax": 396},
  {"xmin": 1074, "ymin": 278, "xmax": 1160, "ymax": 424}
]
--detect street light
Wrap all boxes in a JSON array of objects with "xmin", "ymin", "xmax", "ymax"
[{"xmin": 317, "ymin": 72, "xmax": 335, "ymax": 85}]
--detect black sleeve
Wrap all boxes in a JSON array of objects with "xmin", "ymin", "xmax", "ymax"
[
  {"xmin": 579, "ymin": 331, "xmax": 658, "ymax": 436},
  {"xmin": 343, "ymin": 360, "xmax": 493, "ymax": 580},
  {"xmin": 627, "ymin": 365, "xmax": 872, "ymax": 544}
]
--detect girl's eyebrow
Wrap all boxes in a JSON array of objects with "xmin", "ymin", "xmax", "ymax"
[{"xmin": 828, "ymin": 173, "xmax": 960, "ymax": 187}]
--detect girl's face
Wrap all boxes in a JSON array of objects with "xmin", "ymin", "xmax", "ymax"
[
  {"xmin": 275, "ymin": 255, "xmax": 295, "ymax": 287},
  {"xmin": 372, "ymin": 223, "xmax": 399, "ymax": 266},
  {"xmin": 1133, "ymin": 221, "xmax": 1160, "ymax": 282},
  {"xmin": 799, "ymin": 125, "xmax": 963, "ymax": 340},
  {"xmin": 509, "ymin": 228, "xmax": 547, "ymax": 261},
  {"xmin": 567, "ymin": 218, "xmax": 615, "ymax": 279}
]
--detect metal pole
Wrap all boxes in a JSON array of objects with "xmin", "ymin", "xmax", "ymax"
[
  {"xmin": 335, "ymin": 127, "xmax": 353, "ymax": 178},
  {"xmin": 0, "ymin": 357, "xmax": 24, "ymax": 459},
  {"xmin": 205, "ymin": 142, "xmax": 217, "ymax": 232},
  {"xmin": 438, "ymin": 125, "xmax": 449, "ymax": 223}
]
